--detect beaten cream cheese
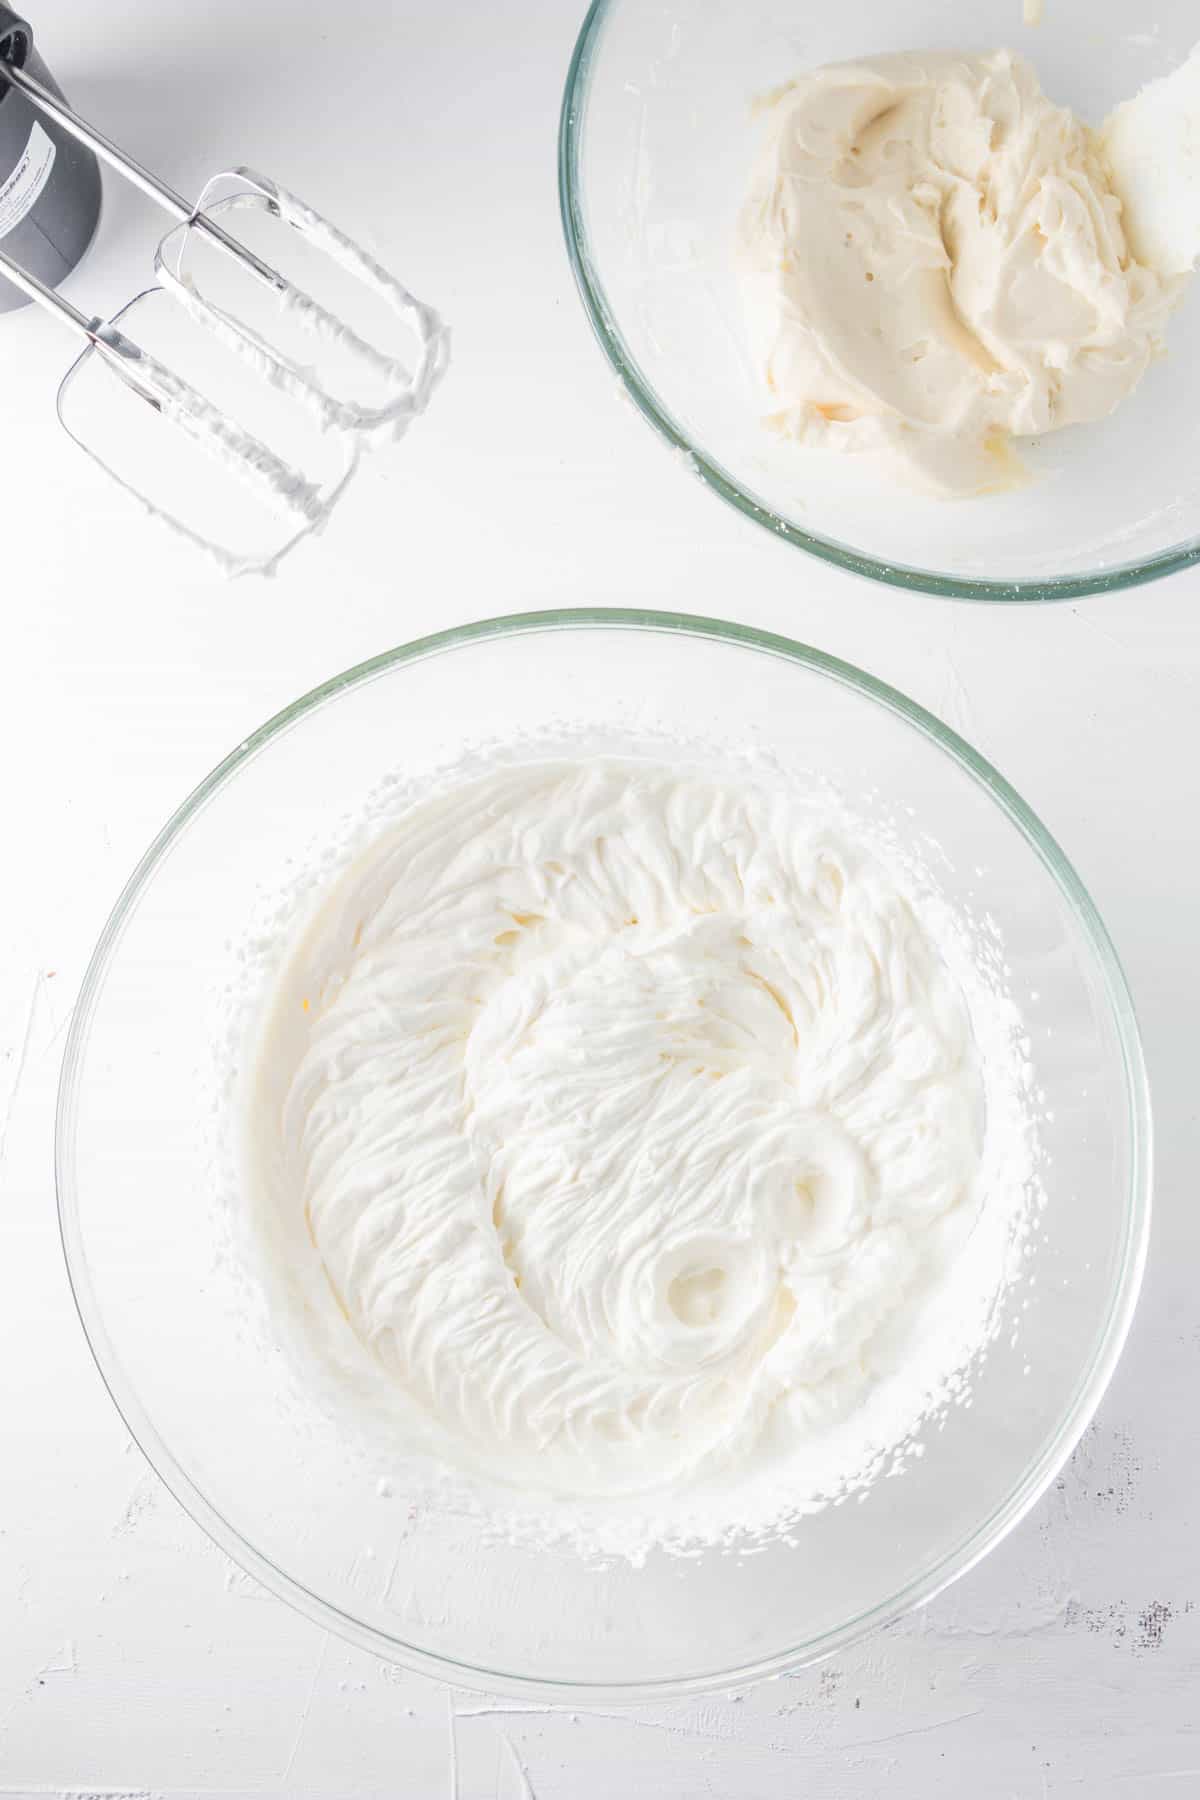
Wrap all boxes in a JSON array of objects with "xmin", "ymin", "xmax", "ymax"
[
  {"xmin": 251, "ymin": 759, "xmax": 991, "ymax": 1502},
  {"xmin": 737, "ymin": 50, "xmax": 1180, "ymax": 495}
]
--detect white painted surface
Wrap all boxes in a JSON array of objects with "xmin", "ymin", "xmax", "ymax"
[{"xmin": 1, "ymin": 1, "xmax": 1197, "ymax": 1793}]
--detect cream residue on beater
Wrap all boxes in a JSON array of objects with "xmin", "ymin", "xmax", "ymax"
[
  {"xmin": 77, "ymin": 169, "xmax": 449, "ymax": 578},
  {"xmin": 241, "ymin": 743, "xmax": 1040, "ymax": 1560}
]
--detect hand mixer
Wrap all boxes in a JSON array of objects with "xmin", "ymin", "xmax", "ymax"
[{"xmin": 0, "ymin": 8, "xmax": 448, "ymax": 572}]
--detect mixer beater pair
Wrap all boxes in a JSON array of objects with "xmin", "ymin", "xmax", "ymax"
[{"xmin": 0, "ymin": 8, "xmax": 447, "ymax": 570}]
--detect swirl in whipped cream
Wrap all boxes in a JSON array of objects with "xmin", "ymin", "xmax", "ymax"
[{"xmin": 259, "ymin": 760, "xmax": 984, "ymax": 1499}]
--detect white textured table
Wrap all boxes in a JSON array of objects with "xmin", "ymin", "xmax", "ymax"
[{"xmin": 2, "ymin": 2, "xmax": 1197, "ymax": 1794}]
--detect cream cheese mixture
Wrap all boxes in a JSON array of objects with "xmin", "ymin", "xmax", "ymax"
[
  {"xmin": 248, "ymin": 756, "xmax": 1030, "ymax": 1524},
  {"xmin": 737, "ymin": 49, "xmax": 1186, "ymax": 495}
]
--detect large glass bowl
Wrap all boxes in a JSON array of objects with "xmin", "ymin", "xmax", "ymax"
[
  {"xmin": 57, "ymin": 612, "xmax": 1151, "ymax": 1700},
  {"xmin": 560, "ymin": 0, "xmax": 1200, "ymax": 599}
]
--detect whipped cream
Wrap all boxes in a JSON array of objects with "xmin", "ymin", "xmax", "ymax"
[
  {"xmin": 737, "ymin": 50, "xmax": 1180, "ymax": 495},
  {"xmin": 248, "ymin": 756, "xmax": 1021, "ymax": 1511}
]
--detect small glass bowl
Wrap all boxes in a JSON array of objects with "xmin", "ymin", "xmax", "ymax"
[{"xmin": 560, "ymin": 0, "xmax": 1200, "ymax": 599}]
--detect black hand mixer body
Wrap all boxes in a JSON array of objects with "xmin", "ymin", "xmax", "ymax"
[{"xmin": 0, "ymin": 8, "xmax": 100, "ymax": 313}]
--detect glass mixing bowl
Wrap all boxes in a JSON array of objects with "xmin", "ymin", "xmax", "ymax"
[
  {"xmin": 560, "ymin": 0, "xmax": 1200, "ymax": 599},
  {"xmin": 57, "ymin": 612, "xmax": 1150, "ymax": 1700}
]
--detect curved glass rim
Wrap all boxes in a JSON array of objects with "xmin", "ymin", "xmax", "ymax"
[
  {"xmin": 558, "ymin": 0, "xmax": 1200, "ymax": 604},
  {"xmin": 56, "ymin": 608, "xmax": 1153, "ymax": 1701}
]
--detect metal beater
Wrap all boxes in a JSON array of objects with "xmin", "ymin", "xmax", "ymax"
[{"xmin": 0, "ymin": 10, "xmax": 447, "ymax": 571}]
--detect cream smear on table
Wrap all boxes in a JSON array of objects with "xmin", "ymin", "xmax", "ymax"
[
  {"xmin": 737, "ymin": 46, "xmax": 1196, "ymax": 495},
  {"xmin": 243, "ymin": 743, "xmax": 1039, "ymax": 1560}
]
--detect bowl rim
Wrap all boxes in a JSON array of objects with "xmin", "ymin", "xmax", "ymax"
[
  {"xmin": 558, "ymin": 0, "xmax": 1200, "ymax": 604},
  {"xmin": 56, "ymin": 608, "xmax": 1153, "ymax": 1701}
]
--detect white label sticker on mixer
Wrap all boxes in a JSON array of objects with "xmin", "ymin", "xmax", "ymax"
[{"xmin": 0, "ymin": 122, "xmax": 56, "ymax": 240}]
